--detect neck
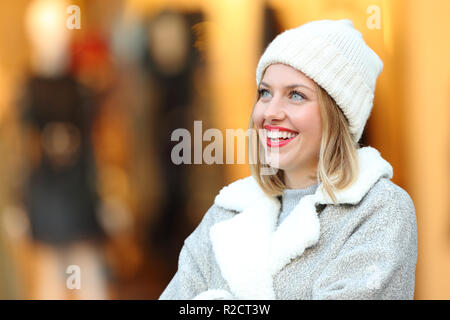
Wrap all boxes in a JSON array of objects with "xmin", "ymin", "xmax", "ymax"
[{"xmin": 283, "ymin": 166, "xmax": 318, "ymax": 189}]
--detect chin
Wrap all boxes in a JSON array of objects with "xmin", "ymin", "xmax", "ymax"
[{"xmin": 265, "ymin": 155, "xmax": 295, "ymax": 171}]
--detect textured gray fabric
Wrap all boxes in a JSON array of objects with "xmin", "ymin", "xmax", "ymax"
[
  {"xmin": 159, "ymin": 177, "xmax": 417, "ymax": 300},
  {"xmin": 278, "ymin": 184, "xmax": 318, "ymax": 226}
]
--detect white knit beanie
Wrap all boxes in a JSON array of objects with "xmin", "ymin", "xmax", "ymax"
[{"xmin": 256, "ymin": 19, "xmax": 383, "ymax": 144}]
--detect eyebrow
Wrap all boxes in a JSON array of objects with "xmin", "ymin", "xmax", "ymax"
[{"xmin": 260, "ymin": 81, "xmax": 315, "ymax": 92}]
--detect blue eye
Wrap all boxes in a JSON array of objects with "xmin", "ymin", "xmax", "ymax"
[
  {"xmin": 258, "ymin": 88, "xmax": 306, "ymax": 101},
  {"xmin": 258, "ymin": 89, "xmax": 271, "ymax": 99},
  {"xmin": 290, "ymin": 90, "xmax": 305, "ymax": 101}
]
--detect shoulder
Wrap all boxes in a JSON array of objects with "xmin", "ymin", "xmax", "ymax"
[
  {"xmin": 185, "ymin": 176, "xmax": 262, "ymax": 244},
  {"xmin": 356, "ymin": 177, "xmax": 417, "ymax": 237},
  {"xmin": 186, "ymin": 175, "xmax": 271, "ymax": 241},
  {"xmin": 213, "ymin": 176, "xmax": 266, "ymax": 212},
  {"xmin": 183, "ymin": 203, "xmax": 235, "ymax": 250},
  {"xmin": 323, "ymin": 177, "xmax": 417, "ymax": 265},
  {"xmin": 365, "ymin": 177, "xmax": 415, "ymax": 213}
]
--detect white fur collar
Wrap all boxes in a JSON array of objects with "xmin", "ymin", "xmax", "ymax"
[{"xmin": 209, "ymin": 146, "xmax": 393, "ymax": 299}]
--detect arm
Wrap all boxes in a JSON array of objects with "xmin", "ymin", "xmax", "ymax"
[
  {"xmin": 312, "ymin": 185, "xmax": 417, "ymax": 300},
  {"xmin": 158, "ymin": 239, "xmax": 208, "ymax": 299},
  {"xmin": 158, "ymin": 205, "xmax": 236, "ymax": 300}
]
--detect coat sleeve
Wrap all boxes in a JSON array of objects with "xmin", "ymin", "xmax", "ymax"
[
  {"xmin": 311, "ymin": 185, "xmax": 418, "ymax": 300},
  {"xmin": 158, "ymin": 205, "xmax": 236, "ymax": 300}
]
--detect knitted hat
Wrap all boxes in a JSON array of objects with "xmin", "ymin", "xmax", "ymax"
[{"xmin": 256, "ymin": 19, "xmax": 383, "ymax": 144}]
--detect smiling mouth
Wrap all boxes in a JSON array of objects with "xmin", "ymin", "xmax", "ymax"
[{"xmin": 264, "ymin": 129, "xmax": 299, "ymax": 148}]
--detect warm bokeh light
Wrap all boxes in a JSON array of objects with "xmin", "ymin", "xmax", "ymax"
[{"xmin": 25, "ymin": 0, "xmax": 71, "ymax": 76}]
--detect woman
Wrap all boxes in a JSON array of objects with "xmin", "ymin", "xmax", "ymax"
[{"xmin": 159, "ymin": 19, "xmax": 417, "ymax": 300}]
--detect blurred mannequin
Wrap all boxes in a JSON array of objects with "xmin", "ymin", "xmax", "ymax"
[
  {"xmin": 144, "ymin": 10, "xmax": 196, "ymax": 271},
  {"xmin": 20, "ymin": 0, "xmax": 107, "ymax": 299}
]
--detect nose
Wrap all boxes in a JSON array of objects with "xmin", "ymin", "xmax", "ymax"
[{"xmin": 263, "ymin": 96, "xmax": 285, "ymax": 122}]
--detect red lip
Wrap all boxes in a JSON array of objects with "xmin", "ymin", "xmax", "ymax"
[
  {"xmin": 263, "ymin": 125, "xmax": 299, "ymax": 148},
  {"xmin": 264, "ymin": 125, "xmax": 298, "ymax": 133},
  {"xmin": 266, "ymin": 135, "xmax": 297, "ymax": 147}
]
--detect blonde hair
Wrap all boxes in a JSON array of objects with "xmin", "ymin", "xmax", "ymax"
[{"xmin": 248, "ymin": 81, "xmax": 359, "ymax": 204}]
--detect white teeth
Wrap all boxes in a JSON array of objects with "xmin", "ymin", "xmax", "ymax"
[{"xmin": 265, "ymin": 129, "xmax": 298, "ymax": 139}]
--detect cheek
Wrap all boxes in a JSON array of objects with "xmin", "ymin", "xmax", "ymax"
[
  {"xmin": 252, "ymin": 102, "xmax": 264, "ymax": 127},
  {"xmin": 291, "ymin": 104, "xmax": 322, "ymax": 135}
]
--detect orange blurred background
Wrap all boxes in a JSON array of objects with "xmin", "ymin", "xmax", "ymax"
[{"xmin": 0, "ymin": 0, "xmax": 449, "ymax": 299}]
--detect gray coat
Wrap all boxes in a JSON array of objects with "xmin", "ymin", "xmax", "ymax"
[{"xmin": 159, "ymin": 146, "xmax": 417, "ymax": 300}]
